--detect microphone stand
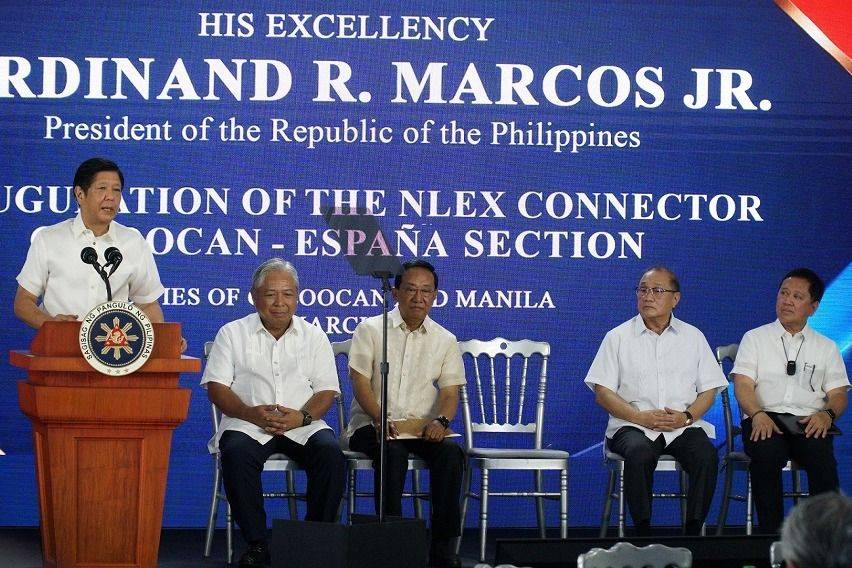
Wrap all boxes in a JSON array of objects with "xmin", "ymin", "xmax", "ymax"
[
  {"xmin": 81, "ymin": 247, "xmax": 115, "ymax": 302},
  {"xmin": 99, "ymin": 269, "xmax": 113, "ymax": 302},
  {"xmin": 319, "ymin": 205, "xmax": 402, "ymax": 524},
  {"xmin": 372, "ymin": 270, "xmax": 393, "ymax": 522}
]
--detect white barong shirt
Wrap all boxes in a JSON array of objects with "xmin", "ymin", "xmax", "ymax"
[
  {"xmin": 16, "ymin": 214, "xmax": 164, "ymax": 317},
  {"xmin": 346, "ymin": 307, "xmax": 465, "ymax": 438},
  {"xmin": 585, "ymin": 314, "xmax": 727, "ymax": 444},
  {"xmin": 201, "ymin": 313, "xmax": 339, "ymax": 452},
  {"xmin": 731, "ymin": 319, "xmax": 849, "ymax": 417}
]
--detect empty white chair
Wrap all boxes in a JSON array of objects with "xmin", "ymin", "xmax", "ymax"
[{"xmin": 458, "ymin": 338, "xmax": 569, "ymax": 562}]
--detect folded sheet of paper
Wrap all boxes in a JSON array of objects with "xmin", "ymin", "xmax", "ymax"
[{"xmin": 391, "ymin": 418, "xmax": 461, "ymax": 439}]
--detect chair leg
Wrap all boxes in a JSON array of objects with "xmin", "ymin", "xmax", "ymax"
[
  {"xmin": 617, "ymin": 464, "xmax": 626, "ymax": 538},
  {"xmin": 226, "ymin": 500, "xmax": 233, "ymax": 566},
  {"xmin": 455, "ymin": 464, "xmax": 472, "ymax": 555},
  {"xmin": 559, "ymin": 468, "xmax": 568, "ymax": 539},
  {"xmin": 792, "ymin": 468, "xmax": 803, "ymax": 504},
  {"xmin": 204, "ymin": 464, "xmax": 221, "ymax": 557},
  {"xmin": 479, "ymin": 469, "xmax": 489, "ymax": 563},
  {"xmin": 679, "ymin": 470, "xmax": 687, "ymax": 530},
  {"xmin": 413, "ymin": 469, "xmax": 424, "ymax": 520},
  {"xmin": 286, "ymin": 471, "xmax": 298, "ymax": 520},
  {"xmin": 534, "ymin": 470, "xmax": 545, "ymax": 539},
  {"xmin": 348, "ymin": 468, "xmax": 357, "ymax": 524},
  {"xmin": 680, "ymin": 470, "xmax": 705, "ymax": 535},
  {"xmin": 715, "ymin": 460, "xmax": 734, "ymax": 536},
  {"xmin": 746, "ymin": 473, "xmax": 753, "ymax": 536},
  {"xmin": 599, "ymin": 469, "xmax": 616, "ymax": 538}
]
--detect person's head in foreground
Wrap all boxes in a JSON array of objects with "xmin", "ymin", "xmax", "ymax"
[{"xmin": 781, "ymin": 491, "xmax": 851, "ymax": 568}]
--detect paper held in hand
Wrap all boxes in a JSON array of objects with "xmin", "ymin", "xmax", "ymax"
[{"xmin": 392, "ymin": 418, "xmax": 461, "ymax": 440}]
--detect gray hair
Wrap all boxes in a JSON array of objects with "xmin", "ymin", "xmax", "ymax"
[
  {"xmin": 781, "ymin": 492, "xmax": 852, "ymax": 568},
  {"xmin": 251, "ymin": 258, "xmax": 299, "ymax": 291}
]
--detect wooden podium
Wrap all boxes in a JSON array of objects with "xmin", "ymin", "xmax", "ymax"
[{"xmin": 11, "ymin": 321, "xmax": 199, "ymax": 568}]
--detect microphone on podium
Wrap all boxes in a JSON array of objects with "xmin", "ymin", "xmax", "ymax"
[
  {"xmin": 80, "ymin": 246, "xmax": 113, "ymax": 301},
  {"xmin": 104, "ymin": 246, "xmax": 123, "ymax": 277},
  {"xmin": 80, "ymin": 246, "xmax": 101, "ymax": 271}
]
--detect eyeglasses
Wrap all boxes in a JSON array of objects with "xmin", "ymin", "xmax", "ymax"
[
  {"xmin": 778, "ymin": 288, "xmax": 811, "ymax": 303},
  {"xmin": 400, "ymin": 286, "xmax": 436, "ymax": 297},
  {"xmin": 635, "ymin": 286, "xmax": 677, "ymax": 298}
]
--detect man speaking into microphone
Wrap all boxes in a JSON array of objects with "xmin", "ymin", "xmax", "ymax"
[{"xmin": 14, "ymin": 157, "xmax": 165, "ymax": 328}]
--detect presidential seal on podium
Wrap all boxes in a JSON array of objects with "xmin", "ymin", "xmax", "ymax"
[{"xmin": 79, "ymin": 301, "xmax": 155, "ymax": 375}]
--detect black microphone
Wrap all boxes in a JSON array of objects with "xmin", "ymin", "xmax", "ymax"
[
  {"xmin": 80, "ymin": 246, "xmax": 112, "ymax": 301},
  {"xmin": 104, "ymin": 246, "xmax": 123, "ymax": 277},
  {"xmin": 80, "ymin": 246, "xmax": 101, "ymax": 270}
]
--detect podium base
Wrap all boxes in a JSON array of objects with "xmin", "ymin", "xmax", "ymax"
[{"xmin": 271, "ymin": 515, "xmax": 428, "ymax": 568}]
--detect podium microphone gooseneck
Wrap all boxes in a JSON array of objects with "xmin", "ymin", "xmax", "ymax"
[{"xmin": 80, "ymin": 246, "xmax": 113, "ymax": 301}]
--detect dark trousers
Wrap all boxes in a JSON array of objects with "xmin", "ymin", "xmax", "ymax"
[
  {"xmin": 742, "ymin": 413, "xmax": 839, "ymax": 533},
  {"xmin": 219, "ymin": 429, "xmax": 346, "ymax": 544},
  {"xmin": 349, "ymin": 424, "xmax": 464, "ymax": 539},
  {"xmin": 608, "ymin": 426, "xmax": 718, "ymax": 528}
]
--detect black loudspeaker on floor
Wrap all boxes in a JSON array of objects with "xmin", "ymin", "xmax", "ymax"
[{"xmin": 271, "ymin": 515, "xmax": 429, "ymax": 568}]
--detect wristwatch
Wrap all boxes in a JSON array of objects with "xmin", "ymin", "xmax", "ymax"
[
  {"xmin": 434, "ymin": 415, "xmax": 450, "ymax": 429},
  {"xmin": 683, "ymin": 411, "xmax": 694, "ymax": 426},
  {"xmin": 301, "ymin": 410, "xmax": 313, "ymax": 427},
  {"xmin": 823, "ymin": 408, "xmax": 836, "ymax": 423}
]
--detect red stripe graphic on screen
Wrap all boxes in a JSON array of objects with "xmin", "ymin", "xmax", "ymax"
[{"xmin": 775, "ymin": 0, "xmax": 852, "ymax": 73}]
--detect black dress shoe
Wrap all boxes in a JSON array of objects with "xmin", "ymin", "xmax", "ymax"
[
  {"xmin": 430, "ymin": 538, "xmax": 462, "ymax": 568},
  {"xmin": 238, "ymin": 541, "xmax": 271, "ymax": 567}
]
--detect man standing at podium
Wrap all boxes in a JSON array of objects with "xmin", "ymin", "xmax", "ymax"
[
  {"xmin": 14, "ymin": 157, "xmax": 165, "ymax": 327},
  {"xmin": 203, "ymin": 258, "xmax": 345, "ymax": 568}
]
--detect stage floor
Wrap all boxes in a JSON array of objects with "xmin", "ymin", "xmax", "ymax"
[
  {"xmin": 0, "ymin": 526, "xmax": 554, "ymax": 567},
  {"xmin": 0, "ymin": 526, "xmax": 768, "ymax": 567}
]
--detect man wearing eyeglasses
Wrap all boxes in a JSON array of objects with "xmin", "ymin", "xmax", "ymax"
[
  {"xmin": 585, "ymin": 266, "xmax": 726, "ymax": 536},
  {"xmin": 347, "ymin": 259, "xmax": 465, "ymax": 568},
  {"xmin": 732, "ymin": 268, "xmax": 849, "ymax": 534}
]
